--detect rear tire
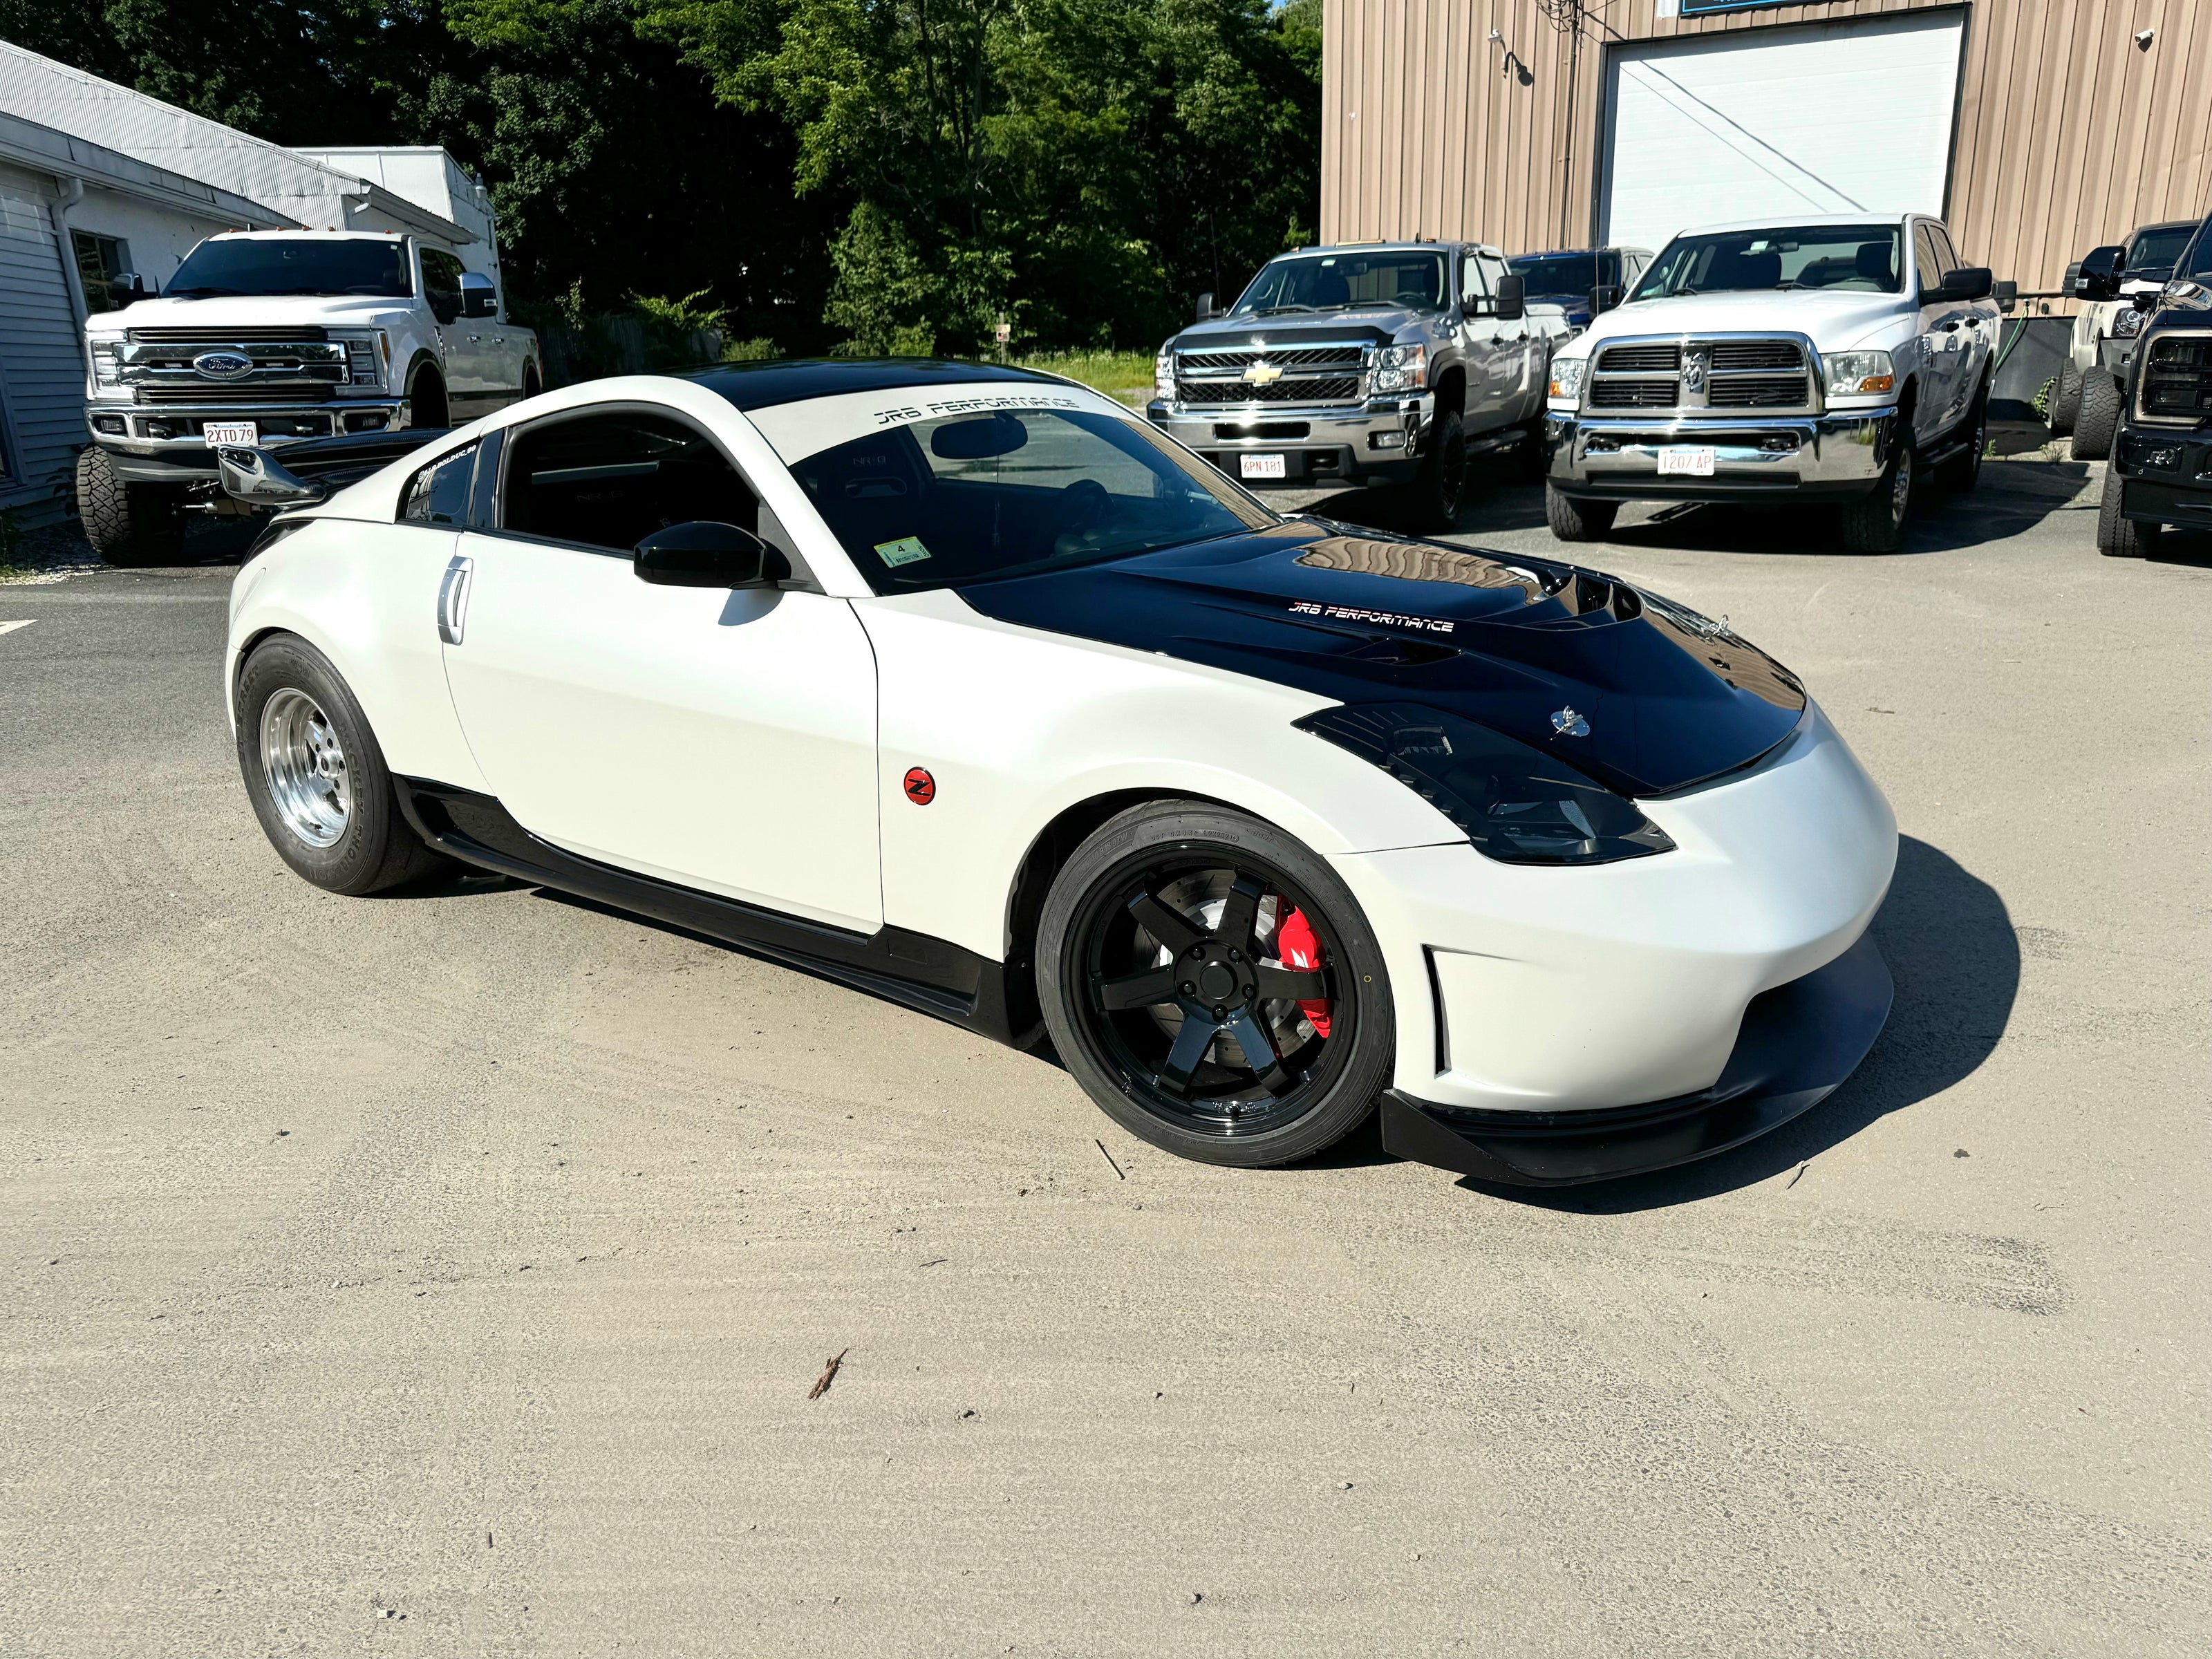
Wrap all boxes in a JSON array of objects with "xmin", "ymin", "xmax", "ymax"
[
  {"xmin": 1839, "ymin": 440, "xmax": 1915, "ymax": 554},
  {"xmin": 2072, "ymin": 371, "xmax": 2120, "ymax": 461},
  {"xmin": 75, "ymin": 447, "xmax": 188, "ymax": 566},
  {"xmin": 1037, "ymin": 800, "xmax": 1394, "ymax": 1169},
  {"xmin": 1545, "ymin": 482, "xmax": 1616, "ymax": 542},
  {"xmin": 235, "ymin": 635, "xmax": 451, "ymax": 895},
  {"xmin": 2094, "ymin": 462, "xmax": 2157, "ymax": 558},
  {"xmin": 2048, "ymin": 358, "xmax": 2083, "ymax": 436}
]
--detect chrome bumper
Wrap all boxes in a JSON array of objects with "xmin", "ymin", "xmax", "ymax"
[
  {"xmin": 86, "ymin": 397, "xmax": 408, "ymax": 465},
  {"xmin": 1146, "ymin": 394, "xmax": 1432, "ymax": 485},
  {"xmin": 1547, "ymin": 408, "xmax": 1897, "ymax": 498}
]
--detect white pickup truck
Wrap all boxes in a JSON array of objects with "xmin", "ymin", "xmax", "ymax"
[
  {"xmin": 1540, "ymin": 212, "xmax": 2002, "ymax": 554},
  {"xmin": 77, "ymin": 229, "xmax": 541, "ymax": 563}
]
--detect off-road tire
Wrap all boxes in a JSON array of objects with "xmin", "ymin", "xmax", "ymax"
[
  {"xmin": 1519, "ymin": 418, "xmax": 1550, "ymax": 482},
  {"xmin": 521, "ymin": 364, "xmax": 542, "ymax": 402},
  {"xmin": 236, "ymin": 634, "xmax": 451, "ymax": 895},
  {"xmin": 1545, "ymin": 482, "xmax": 1616, "ymax": 542},
  {"xmin": 75, "ymin": 447, "xmax": 188, "ymax": 566},
  {"xmin": 2072, "ymin": 370, "xmax": 2121, "ymax": 461},
  {"xmin": 2094, "ymin": 462, "xmax": 2157, "ymax": 558},
  {"xmin": 1037, "ymin": 800, "xmax": 1394, "ymax": 1170},
  {"xmin": 407, "ymin": 370, "xmax": 449, "ymax": 432},
  {"xmin": 1936, "ymin": 389, "xmax": 1989, "ymax": 492},
  {"xmin": 2049, "ymin": 357, "xmax": 2083, "ymax": 436},
  {"xmin": 1839, "ymin": 440, "xmax": 1915, "ymax": 554},
  {"xmin": 1404, "ymin": 410, "xmax": 1467, "ymax": 534}
]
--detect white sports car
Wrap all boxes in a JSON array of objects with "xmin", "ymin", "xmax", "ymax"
[{"xmin": 221, "ymin": 361, "xmax": 1897, "ymax": 1183}]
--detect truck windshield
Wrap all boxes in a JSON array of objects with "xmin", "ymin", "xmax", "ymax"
[
  {"xmin": 2125, "ymin": 223, "xmax": 2197, "ymax": 281},
  {"xmin": 1232, "ymin": 252, "xmax": 1449, "ymax": 315},
  {"xmin": 1632, "ymin": 226, "xmax": 1902, "ymax": 298},
  {"xmin": 165, "ymin": 238, "xmax": 413, "ymax": 299},
  {"xmin": 1508, "ymin": 252, "xmax": 1600, "ymax": 299}
]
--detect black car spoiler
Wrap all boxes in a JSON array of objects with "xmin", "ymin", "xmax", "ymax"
[{"xmin": 215, "ymin": 427, "xmax": 450, "ymax": 507}]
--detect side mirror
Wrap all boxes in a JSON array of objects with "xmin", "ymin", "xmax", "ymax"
[
  {"xmin": 460, "ymin": 272, "xmax": 498, "ymax": 319},
  {"xmin": 1932, "ymin": 265, "xmax": 1994, "ymax": 303},
  {"xmin": 216, "ymin": 445, "xmax": 324, "ymax": 506},
  {"xmin": 1195, "ymin": 292, "xmax": 1216, "ymax": 324},
  {"xmin": 1494, "ymin": 274, "xmax": 1526, "ymax": 322},
  {"xmin": 1994, "ymin": 279, "xmax": 2018, "ymax": 313},
  {"xmin": 2075, "ymin": 245, "xmax": 2127, "ymax": 301},
  {"xmin": 113, "ymin": 272, "xmax": 153, "ymax": 303},
  {"xmin": 1588, "ymin": 283, "xmax": 1624, "ymax": 316},
  {"xmin": 633, "ymin": 521, "xmax": 787, "ymax": 588}
]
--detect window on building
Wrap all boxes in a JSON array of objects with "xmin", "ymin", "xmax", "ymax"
[{"xmin": 73, "ymin": 231, "xmax": 132, "ymax": 313}]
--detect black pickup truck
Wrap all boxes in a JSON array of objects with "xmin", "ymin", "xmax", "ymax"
[{"xmin": 2094, "ymin": 209, "xmax": 2212, "ymax": 557}]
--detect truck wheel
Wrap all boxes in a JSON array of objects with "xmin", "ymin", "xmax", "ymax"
[
  {"xmin": 75, "ymin": 447, "xmax": 188, "ymax": 566},
  {"xmin": 2048, "ymin": 359, "xmax": 2082, "ymax": 436},
  {"xmin": 521, "ymin": 364, "xmax": 542, "ymax": 401},
  {"xmin": 2094, "ymin": 462, "xmax": 2157, "ymax": 558},
  {"xmin": 407, "ymin": 371, "xmax": 449, "ymax": 432},
  {"xmin": 1936, "ymin": 391, "xmax": 1989, "ymax": 492},
  {"xmin": 1404, "ymin": 410, "xmax": 1466, "ymax": 533},
  {"xmin": 2071, "ymin": 371, "xmax": 2120, "ymax": 461},
  {"xmin": 1839, "ymin": 442, "xmax": 1915, "ymax": 554},
  {"xmin": 1544, "ymin": 482, "xmax": 1616, "ymax": 542},
  {"xmin": 1518, "ymin": 418, "xmax": 1549, "ymax": 482}
]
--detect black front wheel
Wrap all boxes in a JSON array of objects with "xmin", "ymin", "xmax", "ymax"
[
  {"xmin": 1038, "ymin": 801, "xmax": 1394, "ymax": 1168},
  {"xmin": 1404, "ymin": 409, "xmax": 1467, "ymax": 533}
]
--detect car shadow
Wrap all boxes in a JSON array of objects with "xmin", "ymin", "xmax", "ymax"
[{"xmin": 1454, "ymin": 834, "xmax": 2018, "ymax": 1210}]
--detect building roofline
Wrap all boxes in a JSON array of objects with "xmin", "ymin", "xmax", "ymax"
[{"xmin": 0, "ymin": 106, "xmax": 297, "ymax": 229}]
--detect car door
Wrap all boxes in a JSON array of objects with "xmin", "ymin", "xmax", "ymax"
[
  {"xmin": 437, "ymin": 401, "xmax": 883, "ymax": 931},
  {"xmin": 1911, "ymin": 221, "xmax": 1967, "ymax": 443},
  {"xmin": 1476, "ymin": 250, "xmax": 1544, "ymax": 424},
  {"xmin": 421, "ymin": 247, "xmax": 493, "ymax": 416},
  {"xmin": 1931, "ymin": 223, "xmax": 1991, "ymax": 414},
  {"xmin": 1454, "ymin": 253, "xmax": 1518, "ymax": 435}
]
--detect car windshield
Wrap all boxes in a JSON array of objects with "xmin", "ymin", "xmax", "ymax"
[
  {"xmin": 791, "ymin": 406, "xmax": 1277, "ymax": 594},
  {"xmin": 1508, "ymin": 253, "xmax": 1600, "ymax": 299},
  {"xmin": 1631, "ymin": 225, "xmax": 1902, "ymax": 298},
  {"xmin": 165, "ymin": 238, "xmax": 412, "ymax": 299},
  {"xmin": 1230, "ymin": 251, "xmax": 1449, "ymax": 315},
  {"xmin": 2126, "ymin": 224, "xmax": 2197, "ymax": 281},
  {"xmin": 2188, "ymin": 220, "xmax": 2212, "ymax": 284}
]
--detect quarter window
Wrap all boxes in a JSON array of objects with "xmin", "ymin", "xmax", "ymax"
[
  {"xmin": 401, "ymin": 442, "xmax": 478, "ymax": 526},
  {"xmin": 499, "ymin": 410, "xmax": 758, "ymax": 554}
]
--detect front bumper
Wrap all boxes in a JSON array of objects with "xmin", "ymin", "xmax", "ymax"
[
  {"xmin": 1546, "ymin": 408, "xmax": 1896, "ymax": 501},
  {"xmin": 1381, "ymin": 930, "xmax": 1891, "ymax": 1184},
  {"xmin": 2114, "ymin": 427, "xmax": 2212, "ymax": 526},
  {"xmin": 86, "ymin": 398, "xmax": 407, "ymax": 483},
  {"xmin": 1147, "ymin": 395, "xmax": 1430, "ymax": 487}
]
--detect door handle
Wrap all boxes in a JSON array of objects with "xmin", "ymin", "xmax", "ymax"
[{"xmin": 437, "ymin": 554, "xmax": 474, "ymax": 645}]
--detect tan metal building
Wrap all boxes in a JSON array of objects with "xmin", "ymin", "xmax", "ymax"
[{"xmin": 1320, "ymin": 0, "xmax": 2212, "ymax": 299}]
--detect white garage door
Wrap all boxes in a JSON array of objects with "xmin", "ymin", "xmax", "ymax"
[{"xmin": 1600, "ymin": 12, "xmax": 1966, "ymax": 254}]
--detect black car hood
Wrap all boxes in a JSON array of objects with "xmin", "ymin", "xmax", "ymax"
[
  {"xmin": 1173, "ymin": 309, "xmax": 1430, "ymax": 348},
  {"xmin": 957, "ymin": 523, "xmax": 1805, "ymax": 798}
]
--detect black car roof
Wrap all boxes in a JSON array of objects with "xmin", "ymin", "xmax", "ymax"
[{"xmin": 685, "ymin": 357, "xmax": 1060, "ymax": 412}]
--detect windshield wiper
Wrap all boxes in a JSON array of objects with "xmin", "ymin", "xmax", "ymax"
[
  {"xmin": 1340, "ymin": 299, "xmax": 1409, "ymax": 310},
  {"xmin": 167, "ymin": 286, "xmax": 243, "ymax": 298},
  {"xmin": 1252, "ymin": 303, "xmax": 1316, "ymax": 315}
]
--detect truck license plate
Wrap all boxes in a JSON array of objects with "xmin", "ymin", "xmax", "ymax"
[
  {"xmin": 1239, "ymin": 453, "xmax": 1287, "ymax": 480},
  {"xmin": 203, "ymin": 422, "xmax": 259, "ymax": 447},
  {"xmin": 1658, "ymin": 445, "xmax": 1716, "ymax": 478}
]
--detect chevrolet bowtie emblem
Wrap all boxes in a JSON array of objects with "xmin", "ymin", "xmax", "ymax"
[{"xmin": 1243, "ymin": 361, "xmax": 1283, "ymax": 386}]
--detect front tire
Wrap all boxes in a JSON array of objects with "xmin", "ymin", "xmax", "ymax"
[
  {"xmin": 2094, "ymin": 462, "xmax": 2157, "ymax": 558},
  {"xmin": 2072, "ymin": 371, "xmax": 2121, "ymax": 461},
  {"xmin": 235, "ymin": 635, "xmax": 449, "ymax": 895},
  {"xmin": 1037, "ymin": 800, "xmax": 1394, "ymax": 1168},
  {"xmin": 1545, "ymin": 482, "xmax": 1617, "ymax": 542},
  {"xmin": 1404, "ymin": 410, "xmax": 1466, "ymax": 533},
  {"xmin": 1839, "ymin": 440, "xmax": 1915, "ymax": 554},
  {"xmin": 406, "ymin": 369, "xmax": 449, "ymax": 432},
  {"xmin": 1936, "ymin": 389, "xmax": 1988, "ymax": 492},
  {"xmin": 76, "ymin": 447, "xmax": 188, "ymax": 566}
]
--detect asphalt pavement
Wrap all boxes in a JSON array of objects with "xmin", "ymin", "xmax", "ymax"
[{"xmin": 3, "ymin": 453, "xmax": 2208, "ymax": 1656}]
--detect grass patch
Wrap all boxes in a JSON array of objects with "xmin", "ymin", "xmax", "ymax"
[{"xmin": 1011, "ymin": 350, "xmax": 1156, "ymax": 405}]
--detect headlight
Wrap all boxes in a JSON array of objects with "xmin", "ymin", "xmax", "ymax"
[
  {"xmin": 1369, "ymin": 344, "xmax": 1427, "ymax": 393},
  {"xmin": 1548, "ymin": 355, "xmax": 1587, "ymax": 401},
  {"xmin": 1295, "ymin": 702, "xmax": 1675, "ymax": 866},
  {"xmin": 90, "ymin": 339, "xmax": 124, "ymax": 388},
  {"xmin": 330, "ymin": 328, "xmax": 387, "ymax": 391},
  {"xmin": 2164, "ymin": 279, "xmax": 2211, "ymax": 311},
  {"xmin": 1824, "ymin": 350, "xmax": 1894, "ymax": 397},
  {"xmin": 1154, "ymin": 344, "xmax": 1175, "ymax": 401},
  {"xmin": 2114, "ymin": 306, "xmax": 2147, "ymax": 337}
]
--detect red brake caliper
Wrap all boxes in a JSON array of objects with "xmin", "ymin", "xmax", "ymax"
[{"xmin": 1273, "ymin": 906, "xmax": 1332, "ymax": 1038}]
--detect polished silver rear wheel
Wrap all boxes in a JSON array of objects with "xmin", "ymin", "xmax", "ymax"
[{"xmin": 259, "ymin": 687, "xmax": 352, "ymax": 847}]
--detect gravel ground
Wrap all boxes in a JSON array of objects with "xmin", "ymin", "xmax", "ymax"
[{"xmin": 1, "ymin": 452, "xmax": 2207, "ymax": 1656}]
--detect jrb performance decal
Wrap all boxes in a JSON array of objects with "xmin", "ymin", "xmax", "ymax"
[
  {"xmin": 1288, "ymin": 601, "xmax": 1456, "ymax": 635},
  {"xmin": 872, "ymin": 395, "xmax": 1084, "ymax": 427}
]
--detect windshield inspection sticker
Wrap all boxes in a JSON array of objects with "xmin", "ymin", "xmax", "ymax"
[
  {"xmin": 875, "ymin": 536, "xmax": 933, "ymax": 568},
  {"xmin": 1288, "ymin": 600, "xmax": 1455, "ymax": 635}
]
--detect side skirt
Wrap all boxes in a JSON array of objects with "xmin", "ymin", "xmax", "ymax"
[{"xmin": 395, "ymin": 778, "xmax": 1040, "ymax": 1048}]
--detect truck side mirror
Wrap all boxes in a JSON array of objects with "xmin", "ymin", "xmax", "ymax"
[
  {"xmin": 1588, "ymin": 283, "xmax": 1624, "ymax": 316},
  {"xmin": 1494, "ymin": 273, "xmax": 1526, "ymax": 322},
  {"xmin": 1933, "ymin": 266, "xmax": 1994, "ymax": 303},
  {"xmin": 459, "ymin": 272, "xmax": 498, "ymax": 319},
  {"xmin": 2076, "ymin": 245, "xmax": 2127, "ymax": 301},
  {"xmin": 1994, "ymin": 279, "xmax": 2018, "ymax": 313},
  {"xmin": 1195, "ymin": 292, "xmax": 1216, "ymax": 324},
  {"xmin": 113, "ymin": 272, "xmax": 153, "ymax": 303}
]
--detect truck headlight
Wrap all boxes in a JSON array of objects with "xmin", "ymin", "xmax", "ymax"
[
  {"xmin": 1548, "ymin": 355, "xmax": 1587, "ymax": 402},
  {"xmin": 1369, "ymin": 344, "xmax": 1427, "ymax": 394},
  {"xmin": 1295, "ymin": 702, "xmax": 1675, "ymax": 866},
  {"xmin": 330, "ymin": 328, "xmax": 387, "ymax": 390},
  {"xmin": 2114, "ymin": 306, "xmax": 2147, "ymax": 338},
  {"xmin": 2164, "ymin": 279, "xmax": 2211, "ymax": 311},
  {"xmin": 1154, "ymin": 344, "xmax": 1175, "ymax": 401},
  {"xmin": 89, "ymin": 339, "xmax": 124, "ymax": 389},
  {"xmin": 1824, "ymin": 350, "xmax": 1894, "ymax": 396}
]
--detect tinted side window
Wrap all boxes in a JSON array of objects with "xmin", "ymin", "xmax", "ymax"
[
  {"xmin": 1913, "ymin": 225, "xmax": 1944, "ymax": 294},
  {"xmin": 1931, "ymin": 225, "xmax": 1962, "ymax": 276},
  {"xmin": 422, "ymin": 249, "xmax": 464, "ymax": 322},
  {"xmin": 401, "ymin": 442, "xmax": 478, "ymax": 526},
  {"xmin": 500, "ymin": 410, "xmax": 758, "ymax": 554}
]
